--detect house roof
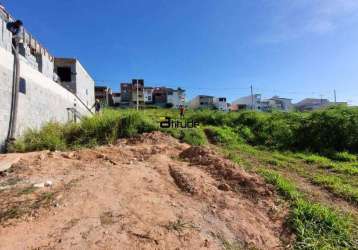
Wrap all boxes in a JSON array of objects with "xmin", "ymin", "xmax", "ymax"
[
  {"xmin": 270, "ymin": 96, "xmax": 292, "ymax": 101},
  {"xmin": 296, "ymin": 98, "xmax": 330, "ymax": 106}
]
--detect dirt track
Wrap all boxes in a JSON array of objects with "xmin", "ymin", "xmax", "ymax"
[{"xmin": 0, "ymin": 132, "xmax": 291, "ymax": 249}]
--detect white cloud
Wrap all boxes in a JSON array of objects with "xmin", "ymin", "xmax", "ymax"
[{"xmin": 258, "ymin": 0, "xmax": 358, "ymax": 43}]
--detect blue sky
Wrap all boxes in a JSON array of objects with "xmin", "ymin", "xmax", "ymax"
[{"xmin": 3, "ymin": 0, "xmax": 358, "ymax": 104}]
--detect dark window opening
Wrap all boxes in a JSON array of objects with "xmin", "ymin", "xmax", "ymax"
[
  {"xmin": 57, "ymin": 67, "xmax": 72, "ymax": 82},
  {"xmin": 19, "ymin": 78, "xmax": 26, "ymax": 94}
]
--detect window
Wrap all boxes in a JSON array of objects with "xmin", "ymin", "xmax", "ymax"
[
  {"xmin": 19, "ymin": 78, "xmax": 26, "ymax": 94},
  {"xmin": 57, "ymin": 67, "xmax": 72, "ymax": 82}
]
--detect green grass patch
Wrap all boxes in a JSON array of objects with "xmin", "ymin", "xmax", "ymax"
[
  {"xmin": 203, "ymin": 126, "xmax": 241, "ymax": 147},
  {"xmin": 257, "ymin": 170, "xmax": 357, "ymax": 249},
  {"xmin": 291, "ymin": 199, "xmax": 356, "ymax": 250},
  {"xmin": 329, "ymin": 151, "xmax": 358, "ymax": 162},
  {"xmin": 165, "ymin": 128, "xmax": 207, "ymax": 146},
  {"xmin": 10, "ymin": 110, "xmax": 158, "ymax": 152},
  {"xmin": 258, "ymin": 169, "xmax": 302, "ymax": 201},
  {"xmin": 312, "ymin": 175, "xmax": 358, "ymax": 204}
]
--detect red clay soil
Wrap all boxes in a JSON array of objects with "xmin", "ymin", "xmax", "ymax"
[{"xmin": 0, "ymin": 132, "xmax": 292, "ymax": 250}]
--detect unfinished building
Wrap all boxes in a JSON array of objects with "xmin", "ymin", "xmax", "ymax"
[{"xmin": 0, "ymin": 7, "xmax": 95, "ymax": 151}]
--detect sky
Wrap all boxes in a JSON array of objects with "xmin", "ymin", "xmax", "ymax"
[{"xmin": 2, "ymin": 0, "xmax": 358, "ymax": 104}]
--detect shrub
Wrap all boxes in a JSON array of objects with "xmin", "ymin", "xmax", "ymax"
[
  {"xmin": 181, "ymin": 128, "xmax": 207, "ymax": 146},
  {"xmin": 79, "ymin": 110, "xmax": 121, "ymax": 145},
  {"xmin": 329, "ymin": 151, "xmax": 358, "ymax": 162},
  {"xmin": 166, "ymin": 128, "xmax": 207, "ymax": 146},
  {"xmin": 204, "ymin": 126, "xmax": 241, "ymax": 146},
  {"xmin": 117, "ymin": 111, "xmax": 157, "ymax": 138},
  {"xmin": 236, "ymin": 126, "xmax": 255, "ymax": 144},
  {"xmin": 187, "ymin": 107, "xmax": 358, "ymax": 154},
  {"xmin": 186, "ymin": 110, "xmax": 229, "ymax": 126},
  {"xmin": 10, "ymin": 110, "xmax": 158, "ymax": 152},
  {"xmin": 10, "ymin": 122, "xmax": 66, "ymax": 152},
  {"xmin": 296, "ymin": 106, "xmax": 358, "ymax": 153}
]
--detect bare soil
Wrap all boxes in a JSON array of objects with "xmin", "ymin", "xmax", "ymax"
[{"xmin": 0, "ymin": 132, "xmax": 292, "ymax": 250}]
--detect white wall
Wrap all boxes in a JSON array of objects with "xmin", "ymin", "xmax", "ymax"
[
  {"xmin": 113, "ymin": 96, "xmax": 121, "ymax": 104},
  {"xmin": 0, "ymin": 19, "xmax": 12, "ymax": 52},
  {"xmin": 75, "ymin": 61, "xmax": 95, "ymax": 108},
  {"xmin": 0, "ymin": 47, "xmax": 92, "ymax": 151},
  {"xmin": 168, "ymin": 91, "xmax": 185, "ymax": 108},
  {"xmin": 144, "ymin": 89, "xmax": 153, "ymax": 103},
  {"xmin": 232, "ymin": 95, "xmax": 262, "ymax": 110},
  {"xmin": 214, "ymin": 98, "xmax": 228, "ymax": 111}
]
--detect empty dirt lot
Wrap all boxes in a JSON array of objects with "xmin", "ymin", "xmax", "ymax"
[{"xmin": 0, "ymin": 132, "xmax": 291, "ymax": 249}]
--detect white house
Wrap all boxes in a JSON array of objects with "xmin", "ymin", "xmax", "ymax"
[
  {"xmin": 167, "ymin": 88, "xmax": 186, "ymax": 108},
  {"xmin": 231, "ymin": 94, "xmax": 264, "ymax": 111},
  {"xmin": 214, "ymin": 97, "xmax": 228, "ymax": 111},
  {"xmin": 144, "ymin": 87, "xmax": 153, "ymax": 104},
  {"xmin": 265, "ymin": 96, "xmax": 293, "ymax": 111},
  {"xmin": 295, "ymin": 98, "xmax": 330, "ymax": 111},
  {"xmin": 189, "ymin": 95, "xmax": 214, "ymax": 109}
]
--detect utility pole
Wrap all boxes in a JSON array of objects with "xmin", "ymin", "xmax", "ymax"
[
  {"xmin": 250, "ymin": 84, "xmax": 254, "ymax": 110},
  {"xmin": 136, "ymin": 80, "xmax": 139, "ymax": 111},
  {"xmin": 334, "ymin": 89, "xmax": 337, "ymax": 104}
]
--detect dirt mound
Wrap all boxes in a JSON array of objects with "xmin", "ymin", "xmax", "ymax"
[
  {"xmin": 0, "ymin": 132, "xmax": 290, "ymax": 250},
  {"xmin": 180, "ymin": 146, "xmax": 274, "ymax": 197},
  {"xmin": 121, "ymin": 131, "xmax": 181, "ymax": 146}
]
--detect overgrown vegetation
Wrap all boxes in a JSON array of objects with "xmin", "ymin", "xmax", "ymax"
[
  {"xmin": 259, "ymin": 170, "xmax": 357, "ymax": 249},
  {"xmin": 186, "ymin": 105, "xmax": 358, "ymax": 154},
  {"xmin": 165, "ymin": 128, "xmax": 207, "ymax": 146},
  {"xmin": 7, "ymin": 106, "xmax": 358, "ymax": 249},
  {"xmin": 10, "ymin": 110, "xmax": 157, "ymax": 152}
]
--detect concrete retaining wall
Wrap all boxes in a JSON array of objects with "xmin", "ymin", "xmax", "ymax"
[{"xmin": 0, "ymin": 47, "xmax": 93, "ymax": 151}]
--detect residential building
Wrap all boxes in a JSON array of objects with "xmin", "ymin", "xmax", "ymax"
[
  {"xmin": 131, "ymin": 79, "xmax": 145, "ymax": 105},
  {"xmin": 95, "ymin": 86, "xmax": 113, "ymax": 107},
  {"xmin": 295, "ymin": 98, "xmax": 348, "ymax": 111},
  {"xmin": 214, "ymin": 97, "xmax": 228, "ymax": 111},
  {"xmin": 144, "ymin": 87, "xmax": 154, "ymax": 104},
  {"xmin": 266, "ymin": 96, "xmax": 293, "ymax": 111},
  {"xmin": 112, "ymin": 93, "xmax": 121, "ymax": 106},
  {"xmin": 153, "ymin": 87, "xmax": 168, "ymax": 107},
  {"xmin": 118, "ymin": 80, "xmax": 187, "ymax": 108},
  {"xmin": 120, "ymin": 83, "xmax": 132, "ymax": 103},
  {"xmin": 231, "ymin": 94, "xmax": 264, "ymax": 111},
  {"xmin": 189, "ymin": 95, "xmax": 214, "ymax": 109},
  {"xmin": 167, "ymin": 88, "xmax": 186, "ymax": 108},
  {"xmin": 295, "ymin": 98, "xmax": 330, "ymax": 111},
  {"xmin": 54, "ymin": 58, "xmax": 95, "ymax": 107},
  {"xmin": 0, "ymin": 6, "xmax": 94, "ymax": 151}
]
